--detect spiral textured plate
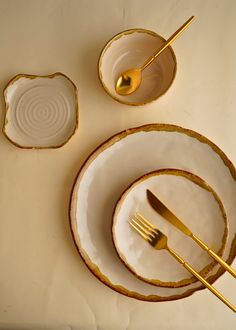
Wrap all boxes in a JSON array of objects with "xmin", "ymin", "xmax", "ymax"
[{"xmin": 3, "ymin": 72, "xmax": 78, "ymax": 148}]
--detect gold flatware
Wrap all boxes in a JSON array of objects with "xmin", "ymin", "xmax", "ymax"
[
  {"xmin": 130, "ymin": 213, "xmax": 236, "ymax": 313},
  {"xmin": 146, "ymin": 189, "xmax": 236, "ymax": 278},
  {"xmin": 115, "ymin": 16, "xmax": 195, "ymax": 95}
]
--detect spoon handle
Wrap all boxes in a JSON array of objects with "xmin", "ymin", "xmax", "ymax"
[{"xmin": 141, "ymin": 15, "xmax": 195, "ymax": 71}]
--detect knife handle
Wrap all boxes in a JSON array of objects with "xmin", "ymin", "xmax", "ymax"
[
  {"xmin": 168, "ymin": 247, "xmax": 236, "ymax": 313},
  {"xmin": 192, "ymin": 234, "xmax": 236, "ymax": 278}
]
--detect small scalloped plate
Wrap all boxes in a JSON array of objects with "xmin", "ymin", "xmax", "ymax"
[
  {"xmin": 112, "ymin": 169, "xmax": 227, "ymax": 288},
  {"xmin": 3, "ymin": 72, "xmax": 78, "ymax": 149}
]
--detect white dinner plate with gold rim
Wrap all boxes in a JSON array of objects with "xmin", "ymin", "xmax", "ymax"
[
  {"xmin": 112, "ymin": 168, "xmax": 227, "ymax": 288},
  {"xmin": 3, "ymin": 72, "xmax": 78, "ymax": 149},
  {"xmin": 70, "ymin": 124, "xmax": 236, "ymax": 302}
]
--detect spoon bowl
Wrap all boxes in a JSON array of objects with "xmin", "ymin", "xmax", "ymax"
[{"xmin": 116, "ymin": 68, "xmax": 141, "ymax": 95}]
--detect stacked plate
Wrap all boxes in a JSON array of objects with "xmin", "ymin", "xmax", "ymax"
[{"xmin": 70, "ymin": 124, "xmax": 236, "ymax": 302}]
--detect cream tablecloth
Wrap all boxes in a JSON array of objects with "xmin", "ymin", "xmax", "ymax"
[{"xmin": 0, "ymin": 0, "xmax": 235, "ymax": 329}]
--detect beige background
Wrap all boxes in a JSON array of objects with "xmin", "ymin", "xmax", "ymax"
[{"xmin": 0, "ymin": 0, "xmax": 235, "ymax": 329}]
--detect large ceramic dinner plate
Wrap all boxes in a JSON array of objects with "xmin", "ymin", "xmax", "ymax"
[{"xmin": 70, "ymin": 124, "xmax": 236, "ymax": 302}]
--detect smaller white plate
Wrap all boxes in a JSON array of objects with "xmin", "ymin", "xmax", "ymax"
[
  {"xmin": 112, "ymin": 169, "xmax": 227, "ymax": 288},
  {"xmin": 3, "ymin": 72, "xmax": 78, "ymax": 149}
]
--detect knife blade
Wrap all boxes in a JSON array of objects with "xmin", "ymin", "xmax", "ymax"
[{"xmin": 146, "ymin": 189, "xmax": 193, "ymax": 236}]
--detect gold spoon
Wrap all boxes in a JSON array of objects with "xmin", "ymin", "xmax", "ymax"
[{"xmin": 115, "ymin": 16, "xmax": 195, "ymax": 96}]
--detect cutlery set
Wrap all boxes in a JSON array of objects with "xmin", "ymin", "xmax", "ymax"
[{"xmin": 129, "ymin": 191, "xmax": 236, "ymax": 312}]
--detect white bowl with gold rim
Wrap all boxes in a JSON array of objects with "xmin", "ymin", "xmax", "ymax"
[
  {"xmin": 98, "ymin": 29, "xmax": 177, "ymax": 106},
  {"xmin": 3, "ymin": 72, "xmax": 78, "ymax": 149},
  {"xmin": 112, "ymin": 169, "xmax": 227, "ymax": 288}
]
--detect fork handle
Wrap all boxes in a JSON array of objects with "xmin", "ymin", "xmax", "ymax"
[
  {"xmin": 191, "ymin": 234, "xmax": 236, "ymax": 278},
  {"xmin": 168, "ymin": 247, "xmax": 236, "ymax": 313}
]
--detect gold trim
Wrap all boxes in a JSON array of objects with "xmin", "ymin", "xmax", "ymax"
[
  {"xmin": 69, "ymin": 123, "xmax": 236, "ymax": 302},
  {"xmin": 112, "ymin": 168, "xmax": 228, "ymax": 288},
  {"xmin": 98, "ymin": 28, "xmax": 177, "ymax": 106},
  {"xmin": 3, "ymin": 72, "xmax": 79, "ymax": 149}
]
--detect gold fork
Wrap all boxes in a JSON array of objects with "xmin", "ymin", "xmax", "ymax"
[{"xmin": 129, "ymin": 213, "xmax": 236, "ymax": 313}]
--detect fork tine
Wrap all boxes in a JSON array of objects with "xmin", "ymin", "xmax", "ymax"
[
  {"xmin": 129, "ymin": 220, "xmax": 149, "ymax": 241},
  {"xmin": 136, "ymin": 213, "xmax": 156, "ymax": 233},
  {"xmin": 129, "ymin": 218, "xmax": 153, "ymax": 242},
  {"xmin": 131, "ymin": 217, "xmax": 155, "ymax": 239}
]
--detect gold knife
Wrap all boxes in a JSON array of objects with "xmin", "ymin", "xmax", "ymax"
[{"xmin": 146, "ymin": 189, "xmax": 236, "ymax": 278}]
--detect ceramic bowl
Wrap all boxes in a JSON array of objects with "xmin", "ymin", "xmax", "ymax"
[{"xmin": 98, "ymin": 29, "xmax": 177, "ymax": 106}]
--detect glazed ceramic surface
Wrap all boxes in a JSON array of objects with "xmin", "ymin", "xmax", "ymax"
[
  {"xmin": 70, "ymin": 124, "xmax": 236, "ymax": 302},
  {"xmin": 3, "ymin": 72, "xmax": 78, "ymax": 148},
  {"xmin": 112, "ymin": 169, "xmax": 227, "ymax": 288},
  {"xmin": 98, "ymin": 29, "xmax": 176, "ymax": 106}
]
